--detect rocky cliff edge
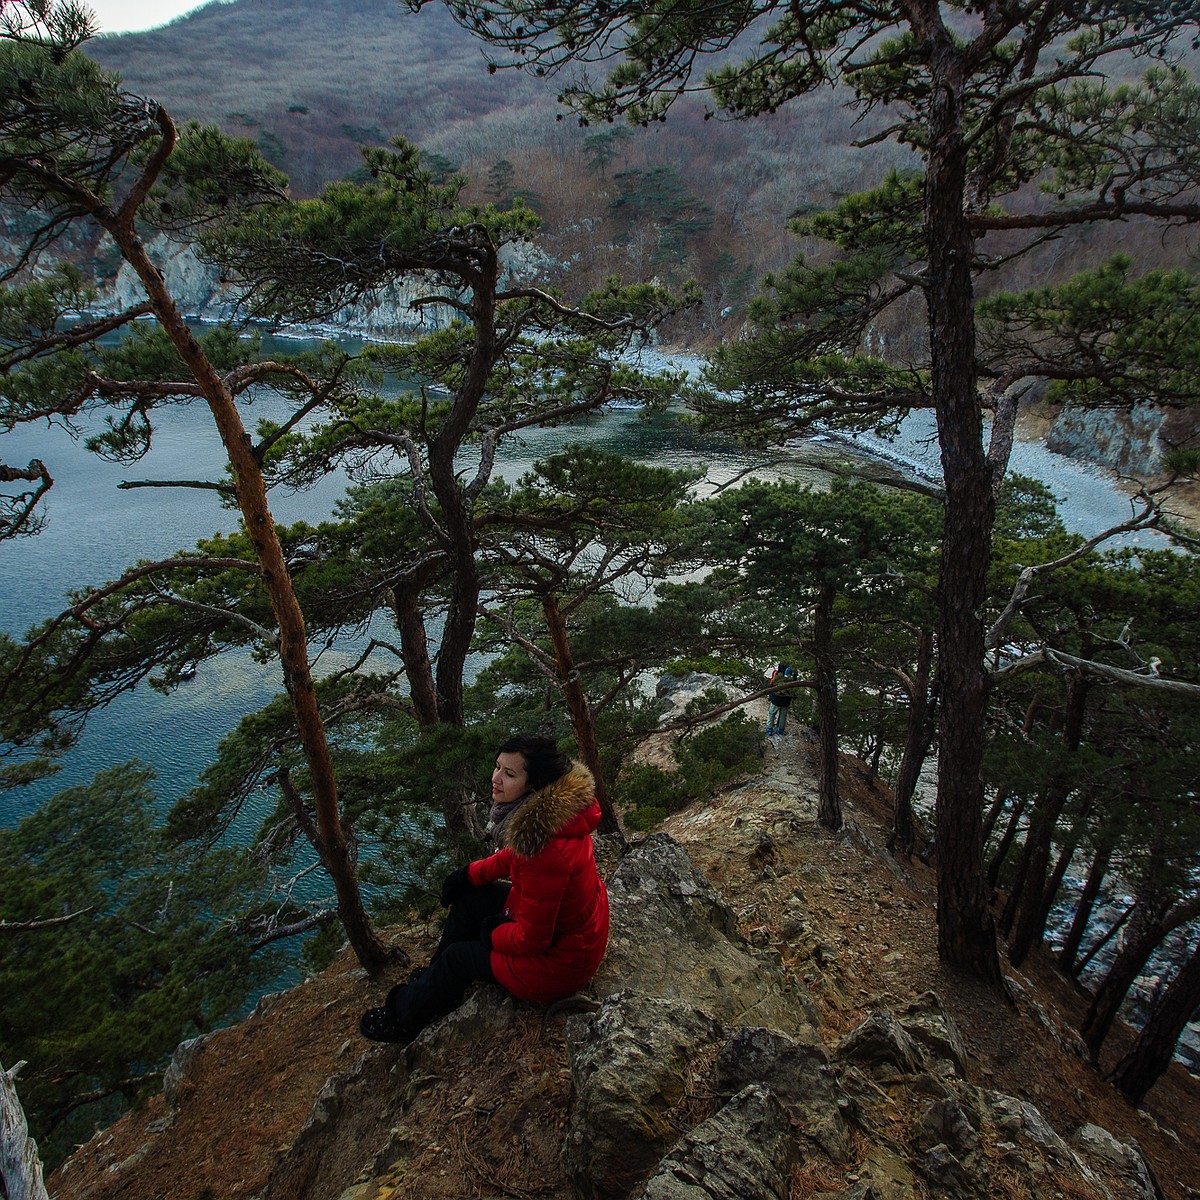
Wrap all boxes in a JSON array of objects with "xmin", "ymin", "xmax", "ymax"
[{"xmin": 48, "ymin": 732, "xmax": 1200, "ymax": 1200}]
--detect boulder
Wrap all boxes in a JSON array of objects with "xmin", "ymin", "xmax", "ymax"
[
  {"xmin": 835, "ymin": 1010, "xmax": 926, "ymax": 1078},
  {"xmin": 162, "ymin": 1033, "xmax": 214, "ymax": 1111},
  {"xmin": 263, "ymin": 986, "xmax": 517, "ymax": 1200},
  {"xmin": 915, "ymin": 1094, "xmax": 988, "ymax": 1198},
  {"xmin": 895, "ymin": 993, "xmax": 970, "ymax": 1078},
  {"xmin": 640, "ymin": 1085, "xmax": 797, "ymax": 1200},
  {"xmin": 714, "ymin": 1027, "xmax": 853, "ymax": 1162},
  {"xmin": 1071, "ymin": 1123, "xmax": 1158, "ymax": 1200},
  {"xmin": 591, "ymin": 834, "xmax": 816, "ymax": 1029},
  {"xmin": 561, "ymin": 992, "xmax": 722, "ymax": 1200}
]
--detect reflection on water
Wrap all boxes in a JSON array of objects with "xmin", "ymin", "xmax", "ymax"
[{"xmin": 1, "ymin": 334, "xmax": 840, "ymax": 828}]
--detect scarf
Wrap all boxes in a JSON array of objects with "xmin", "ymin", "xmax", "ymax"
[{"xmin": 487, "ymin": 791, "xmax": 532, "ymax": 844}]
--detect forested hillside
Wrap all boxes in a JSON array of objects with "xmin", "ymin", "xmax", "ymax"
[
  {"xmin": 85, "ymin": 0, "xmax": 915, "ymax": 341},
  {"xmin": 84, "ymin": 0, "xmax": 1200, "ymax": 350}
]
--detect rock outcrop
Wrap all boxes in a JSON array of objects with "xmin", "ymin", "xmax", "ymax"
[
  {"xmin": 50, "ymin": 756, "xmax": 1193, "ymax": 1200},
  {"xmin": 144, "ymin": 834, "xmax": 1163, "ymax": 1200},
  {"xmin": 102, "ymin": 234, "xmax": 556, "ymax": 339},
  {"xmin": 1046, "ymin": 402, "xmax": 1198, "ymax": 478}
]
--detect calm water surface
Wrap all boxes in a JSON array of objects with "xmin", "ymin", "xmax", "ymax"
[{"xmin": 0, "ymin": 333, "xmax": 835, "ymax": 827}]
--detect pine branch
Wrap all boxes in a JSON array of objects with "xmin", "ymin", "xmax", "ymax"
[
  {"xmin": 986, "ymin": 496, "xmax": 1162, "ymax": 649},
  {"xmin": 246, "ymin": 908, "xmax": 337, "ymax": 952},
  {"xmin": 0, "ymin": 302, "xmax": 153, "ymax": 372},
  {"xmin": 0, "ymin": 457, "xmax": 53, "ymax": 539},
  {"xmin": 0, "ymin": 906, "xmax": 94, "ymax": 934},
  {"xmin": 2, "ymin": 555, "xmax": 264, "ymax": 710},
  {"xmin": 990, "ymin": 647, "xmax": 1200, "ymax": 695}
]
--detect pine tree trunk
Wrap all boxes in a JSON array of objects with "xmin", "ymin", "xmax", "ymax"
[
  {"xmin": 1007, "ymin": 671, "xmax": 1088, "ymax": 967},
  {"xmin": 812, "ymin": 581, "xmax": 842, "ymax": 832},
  {"xmin": 390, "ymin": 583, "xmax": 440, "ymax": 727},
  {"xmin": 1059, "ymin": 841, "xmax": 1112, "ymax": 976},
  {"xmin": 1, "ymin": 1062, "xmax": 48, "ymax": 1200},
  {"xmin": 985, "ymin": 794, "xmax": 1024, "ymax": 889},
  {"xmin": 924, "ymin": 34, "xmax": 1003, "ymax": 985},
  {"xmin": 1038, "ymin": 819, "xmax": 1084, "ymax": 937},
  {"xmin": 425, "ymin": 248, "xmax": 499, "ymax": 739},
  {"xmin": 981, "ymin": 787, "xmax": 1007, "ymax": 845},
  {"xmin": 1082, "ymin": 890, "xmax": 1200, "ymax": 1058},
  {"xmin": 1081, "ymin": 894, "xmax": 1168, "ymax": 1059},
  {"xmin": 414, "ymin": 250, "xmax": 498, "ymax": 842},
  {"xmin": 110, "ymin": 219, "xmax": 389, "ymax": 976},
  {"xmin": 542, "ymin": 593, "xmax": 625, "ymax": 841},
  {"xmin": 890, "ymin": 630, "xmax": 934, "ymax": 858},
  {"xmin": 998, "ymin": 815, "xmax": 1037, "ymax": 939},
  {"xmin": 1109, "ymin": 937, "xmax": 1200, "ymax": 1106}
]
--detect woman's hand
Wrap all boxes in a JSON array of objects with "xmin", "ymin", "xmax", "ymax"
[
  {"xmin": 479, "ymin": 912, "xmax": 512, "ymax": 949},
  {"xmin": 439, "ymin": 866, "xmax": 472, "ymax": 907}
]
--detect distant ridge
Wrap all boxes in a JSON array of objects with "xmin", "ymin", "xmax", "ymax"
[
  {"xmin": 86, "ymin": 0, "xmax": 564, "ymax": 194},
  {"xmin": 80, "ymin": 0, "xmax": 854, "ymax": 334}
]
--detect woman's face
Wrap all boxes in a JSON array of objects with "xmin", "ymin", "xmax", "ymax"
[{"xmin": 491, "ymin": 751, "xmax": 529, "ymax": 806}]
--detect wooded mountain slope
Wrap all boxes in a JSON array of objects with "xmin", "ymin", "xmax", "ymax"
[
  {"xmin": 85, "ymin": 0, "xmax": 914, "ymax": 340},
  {"xmin": 85, "ymin": 2, "xmax": 1200, "ymax": 351}
]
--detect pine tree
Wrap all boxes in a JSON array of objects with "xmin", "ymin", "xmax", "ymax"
[
  {"xmin": 418, "ymin": 0, "xmax": 1200, "ymax": 983},
  {"xmin": 0, "ymin": 4, "xmax": 391, "ymax": 972}
]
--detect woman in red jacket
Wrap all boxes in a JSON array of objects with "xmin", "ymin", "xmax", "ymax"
[{"xmin": 360, "ymin": 735, "xmax": 610, "ymax": 1043}]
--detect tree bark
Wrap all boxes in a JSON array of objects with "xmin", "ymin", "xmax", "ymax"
[
  {"xmin": 542, "ymin": 593, "xmax": 625, "ymax": 841},
  {"xmin": 1059, "ymin": 841, "xmax": 1112, "ymax": 977},
  {"xmin": 404, "ymin": 252, "xmax": 500, "ymax": 845},
  {"xmin": 103, "ymin": 181, "xmax": 388, "ymax": 975},
  {"xmin": 923, "ymin": 28, "xmax": 1003, "ymax": 985},
  {"xmin": 389, "ymin": 583, "xmax": 439, "ymax": 728},
  {"xmin": 1039, "ymin": 813, "xmax": 1086, "ymax": 938},
  {"xmin": 812, "ymin": 580, "xmax": 842, "ymax": 832},
  {"xmin": 1, "ymin": 1062, "xmax": 49, "ymax": 1200},
  {"xmin": 427, "ymin": 250, "xmax": 499, "ymax": 736},
  {"xmin": 998, "ymin": 814, "xmax": 1037, "ymax": 938},
  {"xmin": 1082, "ymin": 891, "xmax": 1200, "ymax": 1059},
  {"xmin": 1007, "ymin": 671, "xmax": 1089, "ymax": 967},
  {"xmin": 982, "ymin": 787, "xmax": 1011, "ymax": 846},
  {"xmin": 985, "ymin": 794, "xmax": 1025, "ymax": 890},
  {"xmin": 1109, "ymin": 935, "xmax": 1200, "ymax": 1106},
  {"xmin": 889, "ymin": 629, "xmax": 934, "ymax": 857}
]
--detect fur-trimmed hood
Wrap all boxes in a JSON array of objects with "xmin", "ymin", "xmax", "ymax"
[{"xmin": 497, "ymin": 761, "xmax": 598, "ymax": 859}]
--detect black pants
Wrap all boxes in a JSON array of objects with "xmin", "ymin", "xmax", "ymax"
[{"xmin": 385, "ymin": 881, "xmax": 510, "ymax": 1035}]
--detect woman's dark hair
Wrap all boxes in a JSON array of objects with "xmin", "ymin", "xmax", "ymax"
[{"xmin": 498, "ymin": 734, "xmax": 572, "ymax": 793}]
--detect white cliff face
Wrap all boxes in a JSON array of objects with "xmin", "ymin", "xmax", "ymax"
[
  {"xmin": 329, "ymin": 238, "xmax": 557, "ymax": 335},
  {"xmin": 1045, "ymin": 403, "xmax": 1192, "ymax": 478},
  {"xmin": 103, "ymin": 234, "xmax": 556, "ymax": 338},
  {"xmin": 108, "ymin": 235, "xmax": 230, "ymax": 318}
]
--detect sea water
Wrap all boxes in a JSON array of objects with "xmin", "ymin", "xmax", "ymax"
[
  {"xmin": 0, "ymin": 332, "xmax": 832, "ymax": 828},
  {"xmin": 1, "ymin": 329, "xmax": 1161, "ymax": 831}
]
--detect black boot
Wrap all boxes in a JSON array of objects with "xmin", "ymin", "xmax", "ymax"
[{"xmin": 358, "ymin": 1005, "xmax": 413, "ymax": 1043}]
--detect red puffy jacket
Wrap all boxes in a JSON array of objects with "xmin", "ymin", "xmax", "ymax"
[{"xmin": 467, "ymin": 762, "xmax": 610, "ymax": 1003}]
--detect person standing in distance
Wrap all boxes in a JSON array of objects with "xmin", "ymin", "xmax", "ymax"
[{"xmin": 766, "ymin": 665, "xmax": 796, "ymax": 736}]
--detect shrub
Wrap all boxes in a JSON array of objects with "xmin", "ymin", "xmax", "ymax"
[
  {"xmin": 618, "ymin": 714, "xmax": 763, "ymax": 829},
  {"xmin": 615, "ymin": 763, "xmax": 688, "ymax": 831},
  {"xmin": 676, "ymin": 713, "xmax": 762, "ymax": 796}
]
